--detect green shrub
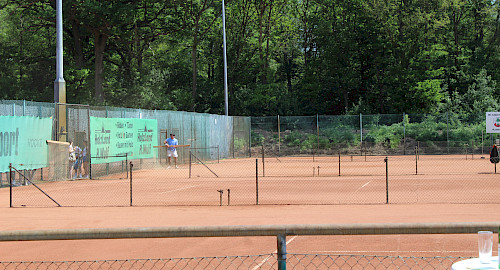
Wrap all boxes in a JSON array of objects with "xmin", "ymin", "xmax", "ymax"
[
  {"xmin": 302, "ymin": 135, "xmax": 330, "ymax": 150},
  {"xmin": 251, "ymin": 131, "xmax": 264, "ymax": 147},
  {"xmin": 284, "ymin": 131, "xmax": 303, "ymax": 147},
  {"xmin": 365, "ymin": 124, "xmax": 404, "ymax": 149},
  {"xmin": 234, "ymin": 138, "xmax": 247, "ymax": 151},
  {"xmin": 321, "ymin": 127, "xmax": 357, "ymax": 144}
]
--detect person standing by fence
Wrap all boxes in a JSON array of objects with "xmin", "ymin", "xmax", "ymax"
[
  {"xmin": 164, "ymin": 134, "xmax": 179, "ymax": 169},
  {"xmin": 80, "ymin": 140, "xmax": 89, "ymax": 178},
  {"xmin": 69, "ymin": 141, "xmax": 76, "ymax": 179},
  {"xmin": 72, "ymin": 145, "xmax": 83, "ymax": 179}
]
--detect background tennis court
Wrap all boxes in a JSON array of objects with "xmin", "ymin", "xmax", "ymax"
[{"xmin": 6, "ymin": 153, "xmax": 500, "ymax": 207}]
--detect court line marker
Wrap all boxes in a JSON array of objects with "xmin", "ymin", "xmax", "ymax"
[
  {"xmin": 159, "ymin": 185, "xmax": 201, "ymax": 194},
  {"xmin": 354, "ymin": 181, "xmax": 372, "ymax": 193},
  {"xmin": 251, "ymin": 236, "xmax": 298, "ymax": 270},
  {"xmin": 309, "ymin": 250, "xmax": 472, "ymax": 253}
]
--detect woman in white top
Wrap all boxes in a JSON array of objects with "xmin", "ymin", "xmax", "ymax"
[{"xmin": 69, "ymin": 141, "xmax": 76, "ymax": 179}]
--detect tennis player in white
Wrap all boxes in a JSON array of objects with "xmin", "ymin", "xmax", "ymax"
[{"xmin": 164, "ymin": 133, "xmax": 179, "ymax": 168}]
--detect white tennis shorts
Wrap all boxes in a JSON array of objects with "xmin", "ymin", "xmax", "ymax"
[{"xmin": 167, "ymin": 149, "xmax": 178, "ymax": 157}]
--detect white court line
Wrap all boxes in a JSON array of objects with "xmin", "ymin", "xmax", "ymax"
[
  {"xmin": 158, "ymin": 185, "xmax": 201, "ymax": 194},
  {"xmin": 251, "ymin": 236, "xmax": 298, "ymax": 270},
  {"xmin": 309, "ymin": 250, "xmax": 471, "ymax": 254},
  {"xmin": 354, "ymin": 181, "xmax": 372, "ymax": 193}
]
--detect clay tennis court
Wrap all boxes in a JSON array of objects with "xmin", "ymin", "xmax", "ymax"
[
  {"xmin": 7, "ymin": 154, "xmax": 500, "ymax": 206},
  {"xmin": 0, "ymin": 154, "xmax": 499, "ymax": 267}
]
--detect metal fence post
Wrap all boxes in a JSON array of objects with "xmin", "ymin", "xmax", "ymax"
[
  {"xmin": 360, "ymin": 113, "xmax": 363, "ymax": 153},
  {"xmin": 9, "ymin": 163, "xmax": 12, "ymax": 208},
  {"xmin": 87, "ymin": 105, "xmax": 92, "ymax": 180},
  {"xmin": 277, "ymin": 234, "xmax": 287, "ymax": 270},
  {"xmin": 232, "ymin": 118, "xmax": 235, "ymax": 159},
  {"xmin": 338, "ymin": 151, "xmax": 341, "ymax": 176},
  {"xmin": 278, "ymin": 115, "xmax": 280, "ymax": 154},
  {"xmin": 415, "ymin": 147, "xmax": 418, "ymax": 175},
  {"xmin": 130, "ymin": 162, "xmax": 133, "ymax": 206},
  {"xmin": 403, "ymin": 112, "xmax": 406, "ymax": 155},
  {"xmin": 262, "ymin": 144, "xmax": 265, "ymax": 177},
  {"xmin": 417, "ymin": 141, "xmax": 420, "ymax": 160},
  {"xmin": 385, "ymin": 157, "xmax": 389, "ymax": 204},
  {"xmin": 446, "ymin": 111, "xmax": 449, "ymax": 154},
  {"xmin": 472, "ymin": 141, "xmax": 474, "ymax": 160},
  {"xmin": 316, "ymin": 114, "xmax": 319, "ymax": 157},
  {"xmin": 249, "ymin": 118, "xmax": 252, "ymax": 158},
  {"xmin": 482, "ymin": 130, "xmax": 484, "ymax": 156},
  {"xmin": 256, "ymin": 159, "xmax": 259, "ymax": 205}
]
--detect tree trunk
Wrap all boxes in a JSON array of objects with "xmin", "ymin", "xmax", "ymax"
[
  {"xmin": 285, "ymin": 52, "xmax": 292, "ymax": 93},
  {"xmin": 342, "ymin": 88, "xmax": 349, "ymax": 112},
  {"xmin": 69, "ymin": 7, "xmax": 85, "ymax": 68},
  {"xmin": 94, "ymin": 32, "xmax": 108, "ymax": 103},
  {"xmin": 258, "ymin": 4, "xmax": 266, "ymax": 83},
  {"xmin": 192, "ymin": 21, "xmax": 199, "ymax": 112}
]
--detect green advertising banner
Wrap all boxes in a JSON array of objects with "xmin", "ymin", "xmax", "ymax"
[
  {"xmin": 90, "ymin": 117, "xmax": 158, "ymax": 164},
  {"xmin": 0, "ymin": 116, "xmax": 53, "ymax": 173}
]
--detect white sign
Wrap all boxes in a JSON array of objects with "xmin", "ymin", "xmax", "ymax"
[{"xmin": 486, "ymin": 112, "xmax": 500, "ymax": 133}]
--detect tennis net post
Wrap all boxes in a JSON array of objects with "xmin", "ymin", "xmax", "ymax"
[
  {"xmin": 9, "ymin": 163, "xmax": 12, "ymax": 208},
  {"xmin": 385, "ymin": 156, "xmax": 389, "ymax": 204},
  {"xmin": 130, "ymin": 162, "xmax": 133, "ymax": 206},
  {"xmin": 256, "ymin": 158, "xmax": 259, "ymax": 205}
]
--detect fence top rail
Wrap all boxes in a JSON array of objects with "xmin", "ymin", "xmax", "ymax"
[{"xmin": 0, "ymin": 222, "xmax": 499, "ymax": 242}]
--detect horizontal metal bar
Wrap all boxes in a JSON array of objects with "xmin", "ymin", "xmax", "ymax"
[
  {"xmin": 90, "ymin": 155, "xmax": 127, "ymax": 159},
  {"xmin": 46, "ymin": 140, "xmax": 69, "ymax": 145},
  {"xmin": 0, "ymin": 222, "xmax": 499, "ymax": 242}
]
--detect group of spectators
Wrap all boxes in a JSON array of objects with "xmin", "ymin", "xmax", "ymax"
[
  {"xmin": 67, "ymin": 133, "xmax": 180, "ymax": 179},
  {"xmin": 69, "ymin": 140, "xmax": 88, "ymax": 179}
]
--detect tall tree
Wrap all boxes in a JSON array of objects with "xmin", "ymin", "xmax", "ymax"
[{"xmin": 180, "ymin": 0, "xmax": 221, "ymax": 112}]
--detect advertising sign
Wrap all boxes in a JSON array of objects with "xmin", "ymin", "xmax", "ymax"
[
  {"xmin": 90, "ymin": 117, "xmax": 157, "ymax": 164},
  {"xmin": 0, "ymin": 116, "xmax": 52, "ymax": 173},
  {"xmin": 486, "ymin": 112, "xmax": 500, "ymax": 133}
]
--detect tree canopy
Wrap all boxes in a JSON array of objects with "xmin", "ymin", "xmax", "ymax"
[{"xmin": 1, "ymin": 0, "xmax": 499, "ymax": 116}]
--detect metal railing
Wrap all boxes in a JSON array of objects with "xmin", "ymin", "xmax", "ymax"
[{"xmin": 0, "ymin": 222, "xmax": 498, "ymax": 269}]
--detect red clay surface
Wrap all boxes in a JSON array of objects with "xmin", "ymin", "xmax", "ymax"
[
  {"xmin": 0, "ymin": 155, "xmax": 499, "ymax": 262},
  {"xmin": 7, "ymin": 155, "xmax": 500, "ymax": 206},
  {"xmin": 0, "ymin": 204, "xmax": 499, "ymax": 262}
]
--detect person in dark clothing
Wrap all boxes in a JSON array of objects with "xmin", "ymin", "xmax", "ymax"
[{"xmin": 490, "ymin": 144, "xmax": 499, "ymax": 164}]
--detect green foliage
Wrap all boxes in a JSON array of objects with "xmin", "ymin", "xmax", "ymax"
[
  {"xmin": 411, "ymin": 79, "xmax": 445, "ymax": 113},
  {"xmin": 321, "ymin": 126, "xmax": 357, "ymax": 144},
  {"xmin": 233, "ymin": 137, "xmax": 247, "ymax": 151},
  {"xmin": 301, "ymin": 135, "xmax": 330, "ymax": 151},
  {"xmin": 1, "ymin": 0, "xmax": 500, "ymax": 116},
  {"xmin": 405, "ymin": 116, "xmax": 447, "ymax": 142},
  {"xmin": 364, "ymin": 124, "xmax": 404, "ymax": 149},
  {"xmin": 283, "ymin": 131, "xmax": 302, "ymax": 147},
  {"xmin": 251, "ymin": 131, "xmax": 264, "ymax": 147}
]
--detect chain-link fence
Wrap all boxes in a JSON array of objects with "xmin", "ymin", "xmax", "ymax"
[
  {"xmin": 0, "ymin": 254, "xmax": 470, "ymax": 269},
  {"xmin": 0, "ymin": 223, "xmax": 493, "ymax": 269},
  {"xmin": 7, "ymin": 151, "xmax": 500, "ymax": 206},
  {"xmin": 252, "ymin": 113, "xmax": 497, "ymax": 157},
  {"xmin": 0, "ymin": 100, "xmax": 251, "ymax": 187},
  {"xmin": 3, "ymin": 100, "xmax": 500, "ymax": 206}
]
